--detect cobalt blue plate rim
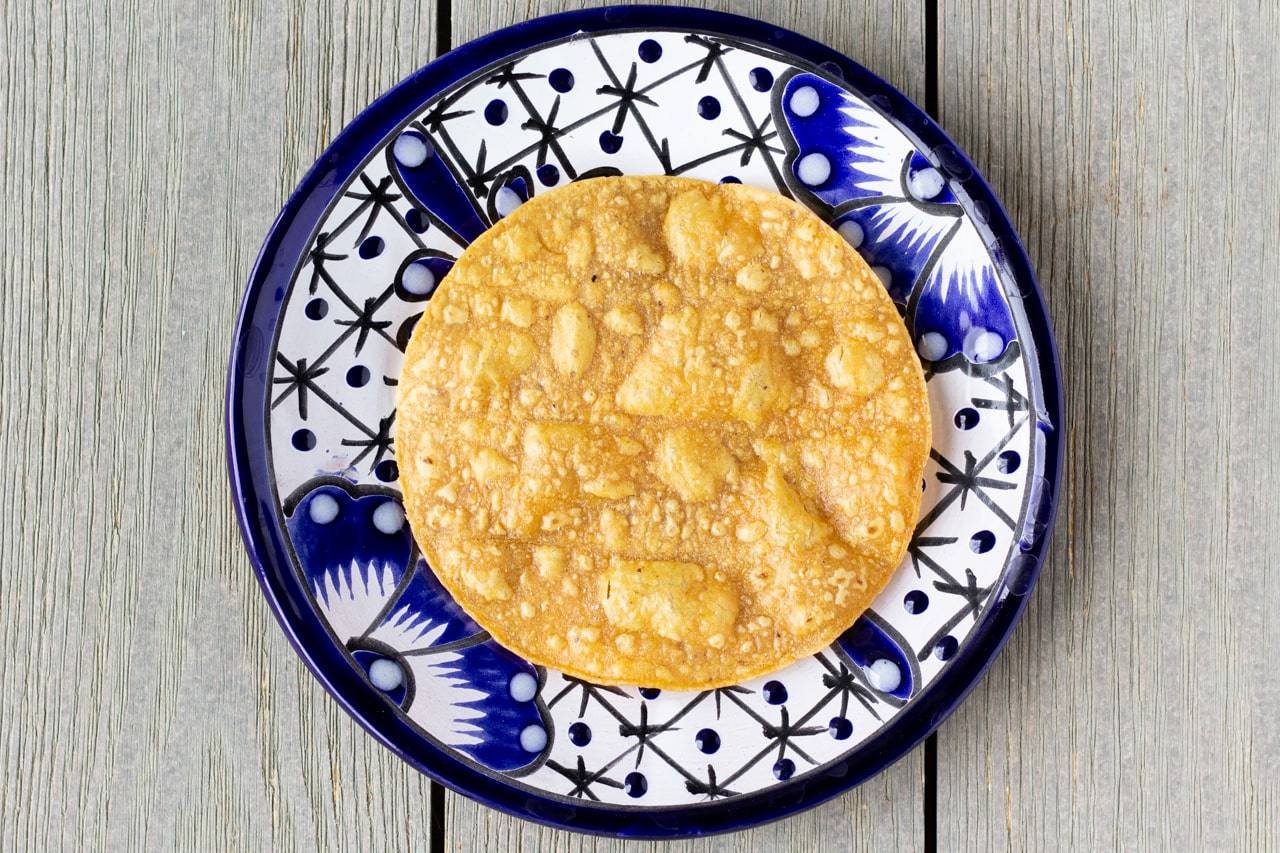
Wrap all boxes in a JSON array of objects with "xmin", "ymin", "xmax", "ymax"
[{"xmin": 226, "ymin": 5, "xmax": 1063, "ymax": 838}]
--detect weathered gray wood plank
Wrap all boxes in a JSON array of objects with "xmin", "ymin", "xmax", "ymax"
[
  {"xmin": 443, "ymin": 1, "xmax": 927, "ymax": 847},
  {"xmin": 935, "ymin": 0, "xmax": 1280, "ymax": 848},
  {"xmin": 0, "ymin": 1, "xmax": 441, "ymax": 850}
]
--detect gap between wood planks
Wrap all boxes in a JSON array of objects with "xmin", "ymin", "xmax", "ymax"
[
  {"xmin": 422, "ymin": 1, "xmax": 943, "ymax": 847},
  {"xmin": 429, "ymin": 3, "xmax": 451, "ymax": 851},
  {"xmin": 922, "ymin": 1, "xmax": 939, "ymax": 849}
]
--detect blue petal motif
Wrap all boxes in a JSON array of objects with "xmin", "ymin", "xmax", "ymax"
[
  {"xmin": 911, "ymin": 224, "xmax": 1019, "ymax": 368},
  {"xmin": 369, "ymin": 558, "xmax": 484, "ymax": 651},
  {"xmin": 287, "ymin": 485, "xmax": 413, "ymax": 588},
  {"xmin": 835, "ymin": 613, "xmax": 919, "ymax": 701},
  {"xmin": 831, "ymin": 204, "xmax": 955, "ymax": 306},
  {"xmin": 285, "ymin": 478, "xmax": 549, "ymax": 772},
  {"xmin": 777, "ymin": 73, "xmax": 920, "ymax": 208},
  {"xmin": 776, "ymin": 72, "xmax": 1018, "ymax": 372},
  {"xmin": 403, "ymin": 640, "xmax": 549, "ymax": 773},
  {"xmin": 286, "ymin": 483, "xmax": 414, "ymax": 641}
]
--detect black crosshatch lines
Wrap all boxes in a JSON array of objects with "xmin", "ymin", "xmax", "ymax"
[{"xmin": 414, "ymin": 34, "xmax": 793, "ymax": 213}]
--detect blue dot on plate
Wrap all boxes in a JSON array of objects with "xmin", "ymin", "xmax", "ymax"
[
  {"xmin": 970, "ymin": 530, "xmax": 996, "ymax": 553},
  {"xmin": 935, "ymin": 636, "xmax": 959, "ymax": 661},
  {"xmin": 405, "ymin": 208, "xmax": 429, "ymax": 233},
  {"xmin": 305, "ymin": 298, "xmax": 328, "ymax": 320},
  {"xmin": 291, "ymin": 429, "xmax": 315, "ymax": 451},
  {"xmin": 484, "ymin": 99, "xmax": 508, "ymax": 126},
  {"xmin": 548, "ymin": 67, "xmax": 574, "ymax": 92},
  {"xmin": 624, "ymin": 772, "xmax": 648, "ymax": 797},
  {"xmin": 599, "ymin": 131, "xmax": 623, "ymax": 154},
  {"xmin": 568, "ymin": 721, "xmax": 592, "ymax": 747},
  {"xmin": 998, "ymin": 450, "xmax": 1021, "ymax": 474},
  {"xmin": 720, "ymin": 175, "xmax": 741, "ymax": 184},
  {"xmin": 638, "ymin": 39, "xmax": 662, "ymax": 62},
  {"xmin": 695, "ymin": 728, "xmax": 720, "ymax": 754},
  {"xmin": 954, "ymin": 407, "xmax": 979, "ymax": 430},
  {"xmin": 828, "ymin": 717, "xmax": 853, "ymax": 740},
  {"xmin": 358, "ymin": 236, "xmax": 384, "ymax": 259},
  {"xmin": 904, "ymin": 590, "xmax": 929, "ymax": 614},
  {"xmin": 537, "ymin": 163, "xmax": 561, "ymax": 186},
  {"xmin": 697, "ymin": 95, "xmax": 721, "ymax": 119},
  {"xmin": 772, "ymin": 757, "xmax": 795, "ymax": 780},
  {"xmin": 638, "ymin": 687, "xmax": 660, "ymax": 700},
  {"xmin": 375, "ymin": 460, "xmax": 399, "ymax": 482},
  {"xmin": 749, "ymin": 67, "xmax": 774, "ymax": 91},
  {"xmin": 346, "ymin": 365, "xmax": 370, "ymax": 388},
  {"xmin": 762, "ymin": 681, "xmax": 787, "ymax": 705}
]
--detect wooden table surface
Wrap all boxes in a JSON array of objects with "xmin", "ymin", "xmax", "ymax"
[{"xmin": 4, "ymin": 0, "xmax": 1278, "ymax": 849}]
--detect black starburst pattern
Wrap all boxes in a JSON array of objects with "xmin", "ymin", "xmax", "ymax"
[
  {"xmin": 332, "ymin": 174, "xmax": 404, "ymax": 245},
  {"xmin": 305, "ymin": 233, "xmax": 347, "ymax": 296},
  {"xmin": 596, "ymin": 61, "xmax": 660, "ymax": 134},
  {"xmin": 685, "ymin": 764, "xmax": 739, "ymax": 799},
  {"xmin": 617, "ymin": 703, "xmax": 682, "ymax": 767},
  {"xmin": 932, "ymin": 567, "xmax": 991, "ymax": 619},
  {"xmin": 272, "ymin": 355, "xmax": 329, "ymax": 419},
  {"xmin": 971, "ymin": 372, "xmax": 1030, "ymax": 428},
  {"xmin": 334, "ymin": 295, "xmax": 396, "ymax": 356},
  {"xmin": 544, "ymin": 755, "xmax": 625, "ymax": 801},
  {"xmin": 918, "ymin": 417, "xmax": 1028, "ymax": 533},
  {"xmin": 546, "ymin": 676, "xmax": 631, "ymax": 719},
  {"xmin": 908, "ymin": 532, "xmax": 961, "ymax": 580},
  {"xmin": 340, "ymin": 413, "xmax": 396, "ymax": 470}
]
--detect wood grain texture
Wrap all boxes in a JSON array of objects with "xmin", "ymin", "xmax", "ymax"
[
  {"xmin": 0, "ymin": 0, "xmax": 441, "ymax": 850},
  {"xmin": 443, "ymin": 1, "xmax": 927, "ymax": 848},
  {"xmin": 935, "ymin": 0, "xmax": 1280, "ymax": 849}
]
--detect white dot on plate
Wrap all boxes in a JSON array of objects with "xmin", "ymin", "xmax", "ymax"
[
  {"xmin": 837, "ymin": 220, "xmax": 864, "ymax": 248},
  {"xmin": 966, "ymin": 329, "xmax": 1005, "ymax": 362},
  {"xmin": 508, "ymin": 671, "xmax": 537, "ymax": 702},
  {"xmin": 393, "ymin": 134, "xmax": 430, "ymax": 168},
  {"xmin": 907, "ymin": 167, "xmax": 946, "ymax": 200},
  {"xmin": 401, "ymin": 262, "xmax": 436, "ymax": 295},
  {"xmin": 864, "ymin": 659, "xmax": 902, "ymax": 693},
  {"xmin": 372, "ymin": 501, "xmax": 404, "ymax": 534},
  {"xmin": 369, "ymin": 658, "xmax": 404, "ymax": 691},
  {"xmin": 308, "ymin": 493, "xmax": 340, "ymax": 525},
  {"xmin": 789, "ymin": 85, "xmax": 820, "ymax": 117},
  {"xmin": 917, "ymin": 331, "xmax": 949, "ymax": 361},
  {"xmin": 871, "ymin": 265, "xmax": 892, "ymax": 287},
  {"xmin": 495, "ymin": 186, "xmax": 523, "ymax": 217},
  {"xmin": 796, "ymin": 152, "xmax": 831, "ymax": 187},
  {"xmin": 519, "ymin": 724, "xmax": 547, "ymax": 752}
]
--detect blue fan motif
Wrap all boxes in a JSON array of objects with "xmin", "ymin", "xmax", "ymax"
[
  {"xmin": 286, "ymin": 480, "xmax": 550, "ymax": 772},
  {"xmin": 776, "ymin": 72, "xmax": 1018, "ymax": 371}
]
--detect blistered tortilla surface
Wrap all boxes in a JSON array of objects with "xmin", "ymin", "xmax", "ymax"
[{"xmin": 396, "ymin": 176, "xmax": 930, "ymax": 689}]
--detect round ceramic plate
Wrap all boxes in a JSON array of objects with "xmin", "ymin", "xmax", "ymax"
[{"xmin": 228, "ymin": 6, "xmax": 1062, "ymax": 838}]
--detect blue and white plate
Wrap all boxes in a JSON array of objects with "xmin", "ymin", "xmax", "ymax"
[{"xmin": 227, "ymin": 7, "xmax": 1062, "ymax": 838}]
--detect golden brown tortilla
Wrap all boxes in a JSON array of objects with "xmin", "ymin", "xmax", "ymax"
[{"xmin": 396, "ymin": 176, "xmax": 930, "ymax": 689}]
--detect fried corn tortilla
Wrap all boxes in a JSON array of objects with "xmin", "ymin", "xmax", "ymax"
[{"xmin": 396, "ymin": 176, "xmax": 930, "ymax": 689}]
